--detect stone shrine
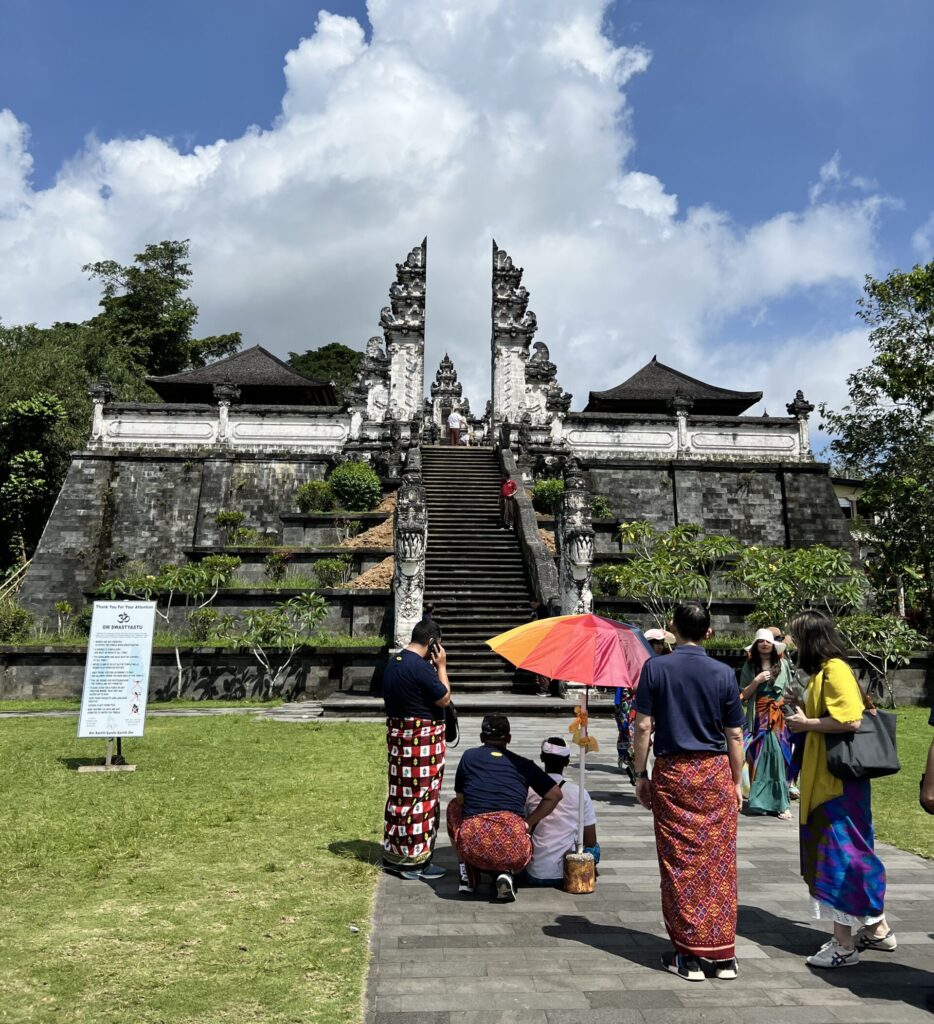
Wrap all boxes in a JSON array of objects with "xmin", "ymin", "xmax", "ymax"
[{"xmin": 18, "ymin": 238, "xmax": 856, "ymax": 686}]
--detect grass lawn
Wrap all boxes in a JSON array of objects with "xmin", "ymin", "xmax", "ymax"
[
  {"xmin": 0, "ymin": 699, "xmax": 286, "ymax": 713},
  {"xmin": 0, "ymin": 716, "xmax": 385, "ymax": 1024},
  {"xmin": 873, "ymin": 705, "xmax": 934, "ymax": 860}
]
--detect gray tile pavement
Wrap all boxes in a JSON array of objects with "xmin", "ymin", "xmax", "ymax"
[{"xmin": 364, "ymin": 713, "xmax": 934, "ymax": 1024}]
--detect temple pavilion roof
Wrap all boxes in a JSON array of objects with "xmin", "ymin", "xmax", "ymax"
[
  {"xmin": 147, "ymin": 345, "xmax": 337, "ymax": 406},
  {"xmin": 584, "ymin": 356, "xmax": 762, "ymax": 416}
]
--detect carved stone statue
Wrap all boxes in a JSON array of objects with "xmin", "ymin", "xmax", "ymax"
[{"xmin": 556, "ymin": 458, "xmax": 594, "ymax": 615}]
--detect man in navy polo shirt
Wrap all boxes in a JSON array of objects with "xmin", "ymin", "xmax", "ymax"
[
  {"xmin": 633, "ymin": 601, "xmax": 745, "ymax": 983},
  {"xmin": 446, "ymin": 714, "xmax": 562, "ymax": 901}
]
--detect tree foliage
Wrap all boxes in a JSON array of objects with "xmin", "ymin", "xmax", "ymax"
[
  {"xmin": 288, "ymin": 343, "xmax": 362, "ymax": 403},
  {"xmin": 821, "ymin": 260, "xmax": 934, "ymax": 629},
  {"xmin": 0, "ymin": 240, "xmax": 241, "ymax": 568},
  {"xmin": 596, "ymin": 522, "xmax": 740, "ymax": 628},
  {"xmin": 836, "ymin": 612, "xmax": 926, "ymax": 707},
  {"xmin": 83, "ymin": 240, "xmax": 241, "ymax": 377},
  {"xmin": 724, "ymin": 544, "xmax": 865, "ymax": 629}
]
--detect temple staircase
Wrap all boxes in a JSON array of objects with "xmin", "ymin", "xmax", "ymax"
[{"xmin": 421, "ymin": 447, "xmax": 531, "ymax": 692}]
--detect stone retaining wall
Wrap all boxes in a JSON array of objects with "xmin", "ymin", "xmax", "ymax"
[{"xmin": 0, "ymin": 646, "xmax": 386, "ymax": 702}]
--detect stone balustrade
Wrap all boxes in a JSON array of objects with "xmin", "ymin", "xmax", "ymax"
[{"xmin": 90, "ymin": 402, "xmax": 352, "ymax": 454}]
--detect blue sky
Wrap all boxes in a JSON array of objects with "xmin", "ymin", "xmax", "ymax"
[{"xmin": 1, "ymin": 0, "xmax": 931, "ymax": 435}]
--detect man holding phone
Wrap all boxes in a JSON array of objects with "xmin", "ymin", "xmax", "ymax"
[{"xmin": 382, "ymin": 620, "xmax": 452, "ymax": 880}]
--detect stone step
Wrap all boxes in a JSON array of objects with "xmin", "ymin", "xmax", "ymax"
[{"xmin": 322, "ymin": 692, "xmax": 608, "ymax": 715}]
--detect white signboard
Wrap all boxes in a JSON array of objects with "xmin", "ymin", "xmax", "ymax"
[{"xmin": 77, "ymin": 601, "xmax": 157, "ymax": 739}]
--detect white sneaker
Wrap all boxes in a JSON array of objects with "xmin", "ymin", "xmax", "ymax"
[
  {"xmin": 855, "ymin": 926, "xmax": 897, "ymax": 952},
  {"xmin": 495, "ymin": 872, "xmax": 516, "ymax": 902},
  {"xmin": 806, "ymin": 938, "xmax": 859, "ymax": 969}
]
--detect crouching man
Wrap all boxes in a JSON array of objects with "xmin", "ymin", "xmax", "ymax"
[{"xmin": 446, "ymin": 714, "xmax": 562, "ymax": 901}]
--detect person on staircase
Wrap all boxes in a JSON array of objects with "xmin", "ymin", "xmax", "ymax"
[
  {"xmin": 446, "ymin": 714, "xmax": 563, "ymax": 901},
  {"xmin": 501, "ymin": 475, "xmax": 518, "ymax": 529},
  {"xmin": 381, "ymin": 620, "xmax": 451, "ymax": 880},
  {"xmin": 447, "ymin": 408, "xmax": 464, "ymax": 446}
]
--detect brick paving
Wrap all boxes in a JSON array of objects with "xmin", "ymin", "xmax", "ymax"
[{"xmin": 365, "ymin": 713, "xmax": 934, "ymax": 1024}]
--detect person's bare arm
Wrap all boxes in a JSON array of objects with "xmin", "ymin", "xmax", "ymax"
[
  {"xmin": 785, "ymin": 709, "xmax": 860, "ymax": 734},
  {"xmin": 431, "ymin": 644, "xmax": 452, "ymax": 707},
  {"xmin": 526, "ymin": 784, "xmax": 562, "ymax": 830},
  {"xmin": 921, "ymin": 737, "xmax": 934, "ymax": 814},
  {"xmin": 632, "ymin": 712, "xmax": 653, "ymax": 811},
  {"xmin": 725, "ymin": 724, "xmax": 744, "ymax": 812},
  {"xmin": 583, "ymin": 824, "xmax": 597, "ymax": 847}
]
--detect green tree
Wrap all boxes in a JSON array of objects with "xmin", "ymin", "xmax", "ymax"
[
  {"xmin": 0, "ymin": 394, "xmax": 70, "ymax": 561},
  {"xmin": 836, "ymin": 612, "xmax": 926, "ymax": 707},
  {"xmin": 724, "ymin": 544, "xmax": 866, "ymax": 629},
  {"xmin": 0, "ymin": 241, "xmax": 242, "ymax": 569},
  {"xmin": 83, "ymin": 240, "xmax": 241, "ymax": 377},
  {"xmin": 821, "ymin": 260, "xmax": 934, "ymax": 629},
  {"xmin": 595, "ymin": 522, "xmax": 740, "ymax": 628},
  {"xmin": 288, "ymin": 343, "xmax": 362, "ymax": 402}
]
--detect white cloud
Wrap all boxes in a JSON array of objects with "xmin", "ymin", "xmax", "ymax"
[
  {"xmin": 912, "ymin": 212, "xmax": 934, "ymax": 260},
  {"xmin": 0, "ymin": 1, "xmax": 890, "ymax": 422}
]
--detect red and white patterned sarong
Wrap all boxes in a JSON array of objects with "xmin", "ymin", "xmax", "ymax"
[
  {"xmin": 446, "ymin": 800, "xmax": 531, "ymax": 875},
  {"xmin": 652, "ymin": 753, "xmax": 737, "ymax": 960},
  {"xmin": 383, "ymin": 717, "xmax": 445, "ymax": 869}
]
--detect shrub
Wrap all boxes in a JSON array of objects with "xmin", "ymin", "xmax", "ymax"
[
  {"xmin": 591, "ymin": 495, "xmax": 612, "ymax": 519},
  {"xmin": 532, "ymin": 478, "xmax": 564, "ymax": 515},
  {"xmin": 328, "ymin": 461, "xmax": 381, "ymax": 511},
  {"xmin": 313, "ymin": 556, "xmax": 352, "ymax": 588},
  {"xmin": 229, "ymin": 526, "xmax": 260, "ymax": 545},
  {"xmin": 0, "ymin": 600, "xmax": 33, "ymax": 643},
  {"xmin": 591, "ymin": 564, "xmax": 621, "ymax": 597},
  {"xmin": 264, "ymin": 550, "xmax": 294, "ymax": 583},
  {"xmin": 188, "ymin": 608, "xmax": 220, "ymax": 643},
  {"xmin": 296, "ymin": 480, "xmax": 335, "ymax": 514}
]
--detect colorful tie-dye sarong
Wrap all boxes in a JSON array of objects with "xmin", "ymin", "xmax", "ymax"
[
  {"xmin": 652, "ymin": 753, "xmax": 738, "ymax": 960},
  {"xmin": 614, "ymin": 686, "xmax": 636, "ymax": 766},
  {"xmin": 382, "ymin": 716, "xmax": 445, "ymax": 869},
  {"xmin": 800, "ymin": 778, "xmax": 886, "ymax": 919},
  {"xmin": 446, "ymin": 800, "xmax": 532, "ymax": 877}
]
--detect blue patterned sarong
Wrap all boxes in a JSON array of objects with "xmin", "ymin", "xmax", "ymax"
[{"xmin": 800, "ymin": 778, "xmax": 886, "ymax": 918}]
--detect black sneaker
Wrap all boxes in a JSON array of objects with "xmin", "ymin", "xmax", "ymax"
[
  {"xmin": 714, "ymin": 957, "xmax": 738, "ymax": 980},
  {"xmin": 458, "ymin": 864, "xmax": 474, "ymax": 894},
  {"xmin": 661, "ymin": 951, "xmax": 704, "ymax": 982},
  {"xmin": 495, "ymin": 872, "xmax": 516, "ymax": 902}
]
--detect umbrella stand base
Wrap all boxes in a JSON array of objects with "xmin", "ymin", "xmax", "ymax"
[{"xmin": 563, "ymin": 851, "xmax": 596, "ymax": 894}]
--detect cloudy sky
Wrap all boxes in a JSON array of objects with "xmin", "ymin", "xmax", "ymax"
[{"xmin": 1, "ymin": 0, "xmax": 932, "ymax": 448}]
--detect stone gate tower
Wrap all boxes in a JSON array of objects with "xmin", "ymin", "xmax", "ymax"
[{"xmin": 382, "ymin": 238, "xmax": 427, "ymax": 421}]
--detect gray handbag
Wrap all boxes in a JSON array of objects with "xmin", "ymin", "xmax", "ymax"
[{"xmin": 825, "ymin": 699, "xmax": 900, "ymax": 780}]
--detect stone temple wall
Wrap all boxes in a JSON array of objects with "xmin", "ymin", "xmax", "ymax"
[
  {"xmin": 18, "ymin": 452, "xmax": 331, "ymax": 622},
  {"xmin": 586, "ymin": 460, "xmax": 855, "ymax": 553}
]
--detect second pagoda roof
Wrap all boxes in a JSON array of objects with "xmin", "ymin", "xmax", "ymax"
[
  {"xmin": 147, "ymin": 345, "xmax": 337, "ymax": 406},
  {"xmin": 584, "ymin": 356, "xmax": 762, "ymax": 415}
]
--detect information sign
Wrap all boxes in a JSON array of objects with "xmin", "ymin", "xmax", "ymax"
[{"xmin": 77, "ymin": 601, "xmax": 157, "ymax": 739}]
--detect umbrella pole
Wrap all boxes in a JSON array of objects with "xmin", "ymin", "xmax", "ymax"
[{"xmin": 577, "ymin": 685, "xmax": 588, "ymax": 853}]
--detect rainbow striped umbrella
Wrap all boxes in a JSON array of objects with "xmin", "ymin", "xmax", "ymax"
[{"xmin": 486, "ymin": 613, "xmax": 654, "ymax": 852}]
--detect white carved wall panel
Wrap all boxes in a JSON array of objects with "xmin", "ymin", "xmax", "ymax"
[{"xmin": 105, "ymin": 417, "xmax": 217, "ymax": 444}]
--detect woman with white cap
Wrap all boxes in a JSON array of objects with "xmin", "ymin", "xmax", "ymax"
[{"xmin": 738, "ymin": 628, "xmax": 795, "ymax": 819}]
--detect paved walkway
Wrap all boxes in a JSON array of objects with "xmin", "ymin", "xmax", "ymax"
[{"xmin": 365, "ymin": 713, "xmax": 934, "ymax": 1024}]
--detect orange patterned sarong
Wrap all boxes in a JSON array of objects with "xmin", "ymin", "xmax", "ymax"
[{"xmin": 651, "ymin": 753, "xmax": 737, "ymax": 959}]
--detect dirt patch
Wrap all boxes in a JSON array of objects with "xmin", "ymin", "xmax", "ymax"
[
  {"xmin": 539, "ymin": 528, "xmax": 556, "ymax": 555},
  {"xmin": 346, "ymin": 557, "xmax": 394, "ymax": 589},
  {"xmin": 340, "ymin": 517, "xmax": 393, "ymax": 550}
]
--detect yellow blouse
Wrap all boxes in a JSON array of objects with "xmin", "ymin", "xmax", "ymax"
[{"xmin": 799, "ymin": 658, "xmax": 865, "ymax": 821}]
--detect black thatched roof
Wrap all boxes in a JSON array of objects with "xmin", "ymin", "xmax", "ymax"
[
  {"xmin": 584, "ymin": 356, "xmax": 762, "ymax": 415},
  {"xmin": 147, "ymin": 346, "xmax": 337, "ymax": 406}
]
